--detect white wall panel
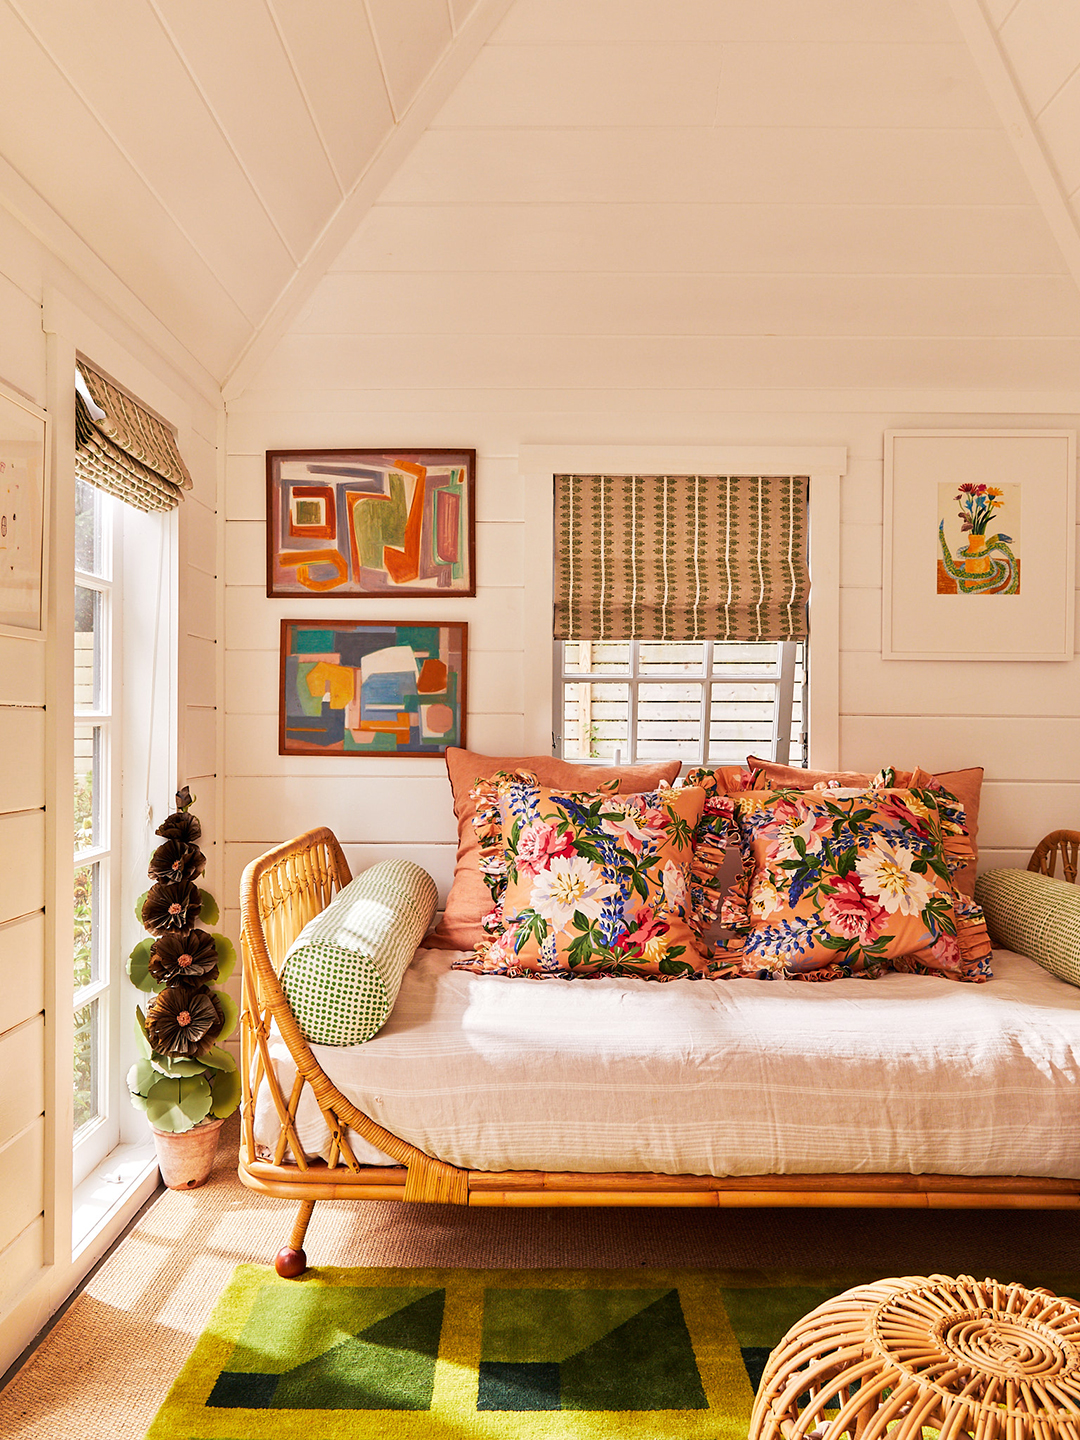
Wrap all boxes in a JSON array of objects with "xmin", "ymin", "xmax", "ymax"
[
  {"xmin": 225, "ymin": 839, "xmax": 457, "ymax": 913},
  {"xmin": 1036, "ymin": 71, "xmax": 1080, "ymax": 197},
  {"xmin": 0, "ymin": 710, "xmax": 45, "ymax": 815},
  {"xmin": 0, "ymin": 1120, "xmax": 45, "ymax": 1255},
  {"xmin": 0, "ymin": 913, "xmax": 45, "ymax": 1038},
  {"xmin": 0, "ymin": 811, "xmax": 45, "ymax": 922},
  {"xmin": 0, "ymin": 639, "xmax": 46, "ymax": 707},
  {"xmin": 0, "ymin": 1017, "xmax": 45, "ymax": 1149},
  {"xmin": 840, "ymin": 650, "xmax": 1080, "ymax": 718},
  {"xmin": 226, "ymin": 775, "xmax": 458, "ymax": 845},
  {"xmin": 0, "ymin": 1217, "xmax": 44, "ymax": 1320},
  {"xmin": 180, "ymin": 634, "xmax": 217, "ymax": 710},
  {"xmin": 998, "ymin": 0, "xmax": 1080, "ymax": 115},
  {"xmin": 183, "ymin": 706, "xmax": 217, "ymax": 779},
  {"xmin": 840, "ymin": 717, "xmax": 1080, "ymax": 780},
  {"xmin": 0, "ymin": 278, "xmax": 47, "ymax": 406},
  {"xmin": 182, "ymin": 497, "xmax": 219, "ymax": 580},
  {"xmin": 978, "ymin": 781, "xmax": 1080, "ymax": 854}
]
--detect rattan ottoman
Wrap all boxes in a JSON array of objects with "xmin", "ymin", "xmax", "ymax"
[{"xmin": 749, "ymin": 1273, "xmax": 1080, "ymax": 1440}]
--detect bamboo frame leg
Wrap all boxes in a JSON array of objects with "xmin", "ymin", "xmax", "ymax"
[{"xmin": 276, "ymin": 1199, "xmax": 317, "ymax": 1278}]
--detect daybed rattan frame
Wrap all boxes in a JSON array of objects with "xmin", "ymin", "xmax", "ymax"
[{"xmin": 239, "ymin": 827, "xmax": 1080, "ymax": 1277}]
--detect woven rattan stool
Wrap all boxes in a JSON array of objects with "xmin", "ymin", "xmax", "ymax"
[{"xmin": 749, "ymin": 1273, "xmax": 1080, "ymax": 1440}]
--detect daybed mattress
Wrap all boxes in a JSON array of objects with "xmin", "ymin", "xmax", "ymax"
[{"xmin": 253, "ymin": 947, "xmax": 1080, "ymax": 1179}]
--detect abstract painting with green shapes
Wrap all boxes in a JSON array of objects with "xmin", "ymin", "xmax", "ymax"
[{"xmin": 151, "ymin": 1264, "xmax": 1080, "ymax": 1440}]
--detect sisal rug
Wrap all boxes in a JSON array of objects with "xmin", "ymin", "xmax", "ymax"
[{"xmin": 144, "ymin": 1264, "xmax": 882, "ymax": 1440}]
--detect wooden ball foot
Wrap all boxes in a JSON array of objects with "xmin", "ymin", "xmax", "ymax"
[{"xmin": 275, "ymin": 1246, "xmax": 307, "ymax": 1278}]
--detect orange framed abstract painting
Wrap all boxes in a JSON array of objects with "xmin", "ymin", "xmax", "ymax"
[
  {"xmin": 279, "ymin": 619, "xmax": 468, "ymax": 757},
  {"xmin": 882, "ymin": 429, "xmax": 1075, "ymax": 662},
  {"xmin": 266, "ymin": 449, "xmax": 475, "ymax": 598}
]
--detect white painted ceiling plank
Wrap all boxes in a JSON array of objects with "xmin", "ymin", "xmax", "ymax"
[
  {"xmin": 335, "ymin": 201, "xmax": 1066, "ymax": 276},
  {"xmin": 380, "ymin": 126, "xmax": 1034, "ymax": 206},
  {"xmin": 268, "ymin": 0, "xmax": 396, "ymax": 191},
  {"xmin": 998, "ymin": 0, "xmax": 1080, "ymax": 116},
  {"xmin": 7, "ymin": 0, "xmax": 295, "ymax": 322},
  {"xmin": 365, "ymin": 0, "xmax": 454, "ymax": 119},
  {"xmin": 492, "ymin": 0, "xmax": 964, "ymax": 46},
  {"xmin": 947, "ymin": 0, "xmax": 1080, "ymax": 301},
  {"xmin": 448, "ymin": 0, "xmax": 480, "ymax": 32},
  {"xmin": 151, "ymin": 0, "xmax": 343, "ymax": 258},
  {"xmin": 299, "ymin": 270, "xmax": 1080, "ymax": 338},
  {"xmin": 222, "ymin": 0, "xmax": 518, "ymax": 398},
  {"xmin": 1036, "ymin": 72, "xmax": 1080, "ymax": 196}
]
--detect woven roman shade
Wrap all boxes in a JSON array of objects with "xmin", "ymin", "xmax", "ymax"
[
  {"xmin": 75, "ymin": 362, "xmax": 192, "ymax": 512},
  {"xmin": 554, "ymin": 474, "xmax": 809, "ymax": 642}
]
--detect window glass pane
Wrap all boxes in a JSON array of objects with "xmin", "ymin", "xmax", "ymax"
[
  {"xmin": 711, "ymin": 642, "xmax": 781, "ymax": 677},
  {"xmin": 74, "ymin": 722, "xmax": 100, "ymax": 852},
  {"xmin": 562, "ymin": 641, "xmax": 631, "ymax": 675},
  {"xmin": 73, "ymin": 861, "xmax": 100, "ymax": 990},
  {"xmin": 638, "ymin": 642, "xmax": 706, "ymax": 674},
  {"xmin": 75, "ymin": 477, "xmax": 105, "ymax": 576},
  {"xmin": 708, "ymin": 681, "xmax": 775, "ymax": 761},
  {"xmin": 637, "ymin": 682, "xmax": 701, "ymax": 759},
  {"xmin": 562, "ymin": 681, "xmax": 628, "ymax": 759},
  {"xmin": 74, "ymin": 585, "xmax": 101, "ymax": 711},
  {"xmin": 73, "ymin": 999, "xmax": 99, "ymax": 1134}
]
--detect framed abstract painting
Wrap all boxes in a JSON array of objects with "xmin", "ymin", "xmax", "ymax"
[
  {"xmin": 882, "ymin": 429, "xmax": 1075, "ymax": 661},
  {"xmin": 279, "ymin": 619, "xmax": 468, "ymax": 757},
  {"xmin": 266, "ymin": 448, "xmax": 475, "ymax": 598}
]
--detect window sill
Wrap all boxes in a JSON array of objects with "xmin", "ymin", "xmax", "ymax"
[{"xmin": 72, "ymin": 1137, "xmax": 159, "ymax": 1260}]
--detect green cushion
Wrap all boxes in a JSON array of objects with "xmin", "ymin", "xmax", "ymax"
[
  {"xmin": 280, "ymin": 859, "xmax": 438, "ymax": 1045},
  {"xmin": 974, "ymin": 867, "xmax": 1080, "ymax": 989}
]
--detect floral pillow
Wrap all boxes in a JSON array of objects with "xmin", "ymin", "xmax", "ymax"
[
  {"xmin": 716, "ymin": 786, "xmax": 992, "ymax": 983},
  {"xmin": 452, "ymin": 774, "xmax": 712, "ymax": 980}
]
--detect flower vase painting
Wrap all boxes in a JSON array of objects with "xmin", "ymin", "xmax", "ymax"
[{"xmin": 937, "ymin": 481, "xmax": 1021, "ymax": 595}]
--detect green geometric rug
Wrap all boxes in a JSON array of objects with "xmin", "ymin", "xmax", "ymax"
[{"xmin": 142, "ymin": 1264, "xmax": 1080, "ymax": 1440}]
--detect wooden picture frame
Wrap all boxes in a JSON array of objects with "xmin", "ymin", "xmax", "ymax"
[
  {"xmin": 266, "ymin": 448, "xmax": 475, "ymax": 599},
  {"xmin": 882, "ymin": 429, "xmax": 1076, "ymax": 662},
  {"xmin": 0, "ymin": 382, "xmax": 48, "ymax": 639},
  {"xmin": 279, "ymin": 618, "xmax": 468, "ymax": 757}
]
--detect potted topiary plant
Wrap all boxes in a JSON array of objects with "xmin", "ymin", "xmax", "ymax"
[{"xmin": 126, "ymin": 786, "xmax": 241, "ymax": 1189}]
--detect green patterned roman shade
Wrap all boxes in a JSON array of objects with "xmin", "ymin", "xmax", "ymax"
[
  {"xmin": 75, "ymin": 361, "xmax": 193, "ymax": 513},
  {"xmin": 554, "ymin": 474, "xmax": 809, "ymax": 642}
]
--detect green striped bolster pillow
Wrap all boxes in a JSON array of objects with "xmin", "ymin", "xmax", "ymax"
[
  {"xmin": 974, "ymin": 868, "xmax": 1080, "ymax": 990},
  {"xmin": 280, "ymin": 859, "xmax": 438, "ymax": 1046}
]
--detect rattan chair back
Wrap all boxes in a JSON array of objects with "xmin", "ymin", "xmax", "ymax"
[{"xmin": 1028, "ymin": 830, "xmax": 1080, "ymax": 884}]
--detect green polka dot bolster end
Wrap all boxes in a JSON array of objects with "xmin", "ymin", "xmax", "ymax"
[
  {"xmin": 974, "ymin": 867, "xmax": 1080, "ymax": 990},
  {"xmin": 279, "ymin": 859, "xmax": 439, "ymax": 1046}
]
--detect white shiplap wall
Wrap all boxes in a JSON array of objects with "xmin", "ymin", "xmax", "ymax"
[
  {"xmin": 223, "ymin": 0, "xmax": 1080, "ymax": 945},
  {"xmin": 0, "ymin": 208, "xmax": 223, "ymax": 1378}
]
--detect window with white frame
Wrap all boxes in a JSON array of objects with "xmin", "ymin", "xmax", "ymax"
[
  {"xmin": 556, "ymin": 639, "xmax": 804, "ymax": 768},
  {"xmin": 552, "ymin": 473, "xmax": 809, "ymax": 771}
]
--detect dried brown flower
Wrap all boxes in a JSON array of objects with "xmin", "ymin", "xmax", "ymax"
[
  {"xmin": 148, "ymin": 929, "xmax": 219, "ymax": 985},
  {"xmin": 146, "ymin": 983, "xmax": 224, "ymax": 1057},
  {"xmin": 155, "ymin": 809, "xmax": 202, "ymax": 844},
  {"xmin": 141, "ymin": 880, "xmax": 202, "ymax": 934},
  {"xmin": 148, "ymin": 838, "xmax": 206, "ymax": 886}
]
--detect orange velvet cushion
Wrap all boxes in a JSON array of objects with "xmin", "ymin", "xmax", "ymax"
[
  {"xmin": 452, "ymin": 776, "xmax": 711, "ymax": 979},
  {"xmin": 425, "ymin": 748, "xmax": 681, "ymax": 951},
  {"xmin": 717, "ymin": 787, "xmax": 991, "ymax": 982},
  {"xmin": 745, "ymin": 758, "xmax": 983, "ymax": 898}
]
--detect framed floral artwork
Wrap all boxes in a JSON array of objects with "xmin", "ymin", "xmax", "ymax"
[
  {"xmin": 882, "ymin": 429, "xmax": 1075, "ymax": 661},
  {"xmin": 266, "ymin": 449, "xmax": 475, "ymax": 598},
  {"xmin": 279, "ymin": 619, "xmax": 467, "ymax": 757}
]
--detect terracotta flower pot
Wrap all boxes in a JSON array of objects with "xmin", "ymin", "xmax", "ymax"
[{"xmin": 151, "ymin": 1116, "xmax": 225, "ymax": 1190}]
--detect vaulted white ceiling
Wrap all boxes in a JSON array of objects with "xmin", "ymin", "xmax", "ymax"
[{"xmin": 0, "ymin": 0, "xmax": 1078, "ymax": 395}]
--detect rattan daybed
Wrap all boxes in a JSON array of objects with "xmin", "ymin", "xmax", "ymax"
[{"xmin": 238, "ymin": 826, "xmax": 1080, "ymax": 1277}]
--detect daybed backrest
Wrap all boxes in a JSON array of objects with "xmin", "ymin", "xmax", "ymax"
[
  {"xmin": 1028, "ymin": 831, "xmax": 1080, "ymax": 885},
  {"xmin": 240, "ymin": 827, "xmax": 352, "ymax": 988}
]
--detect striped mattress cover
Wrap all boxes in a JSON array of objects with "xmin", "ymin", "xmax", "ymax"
[{"xmin": 253, "ymin": 946, "xmax": 1080, "ymax": 1179}]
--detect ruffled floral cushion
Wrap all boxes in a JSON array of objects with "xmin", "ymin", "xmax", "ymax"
[
  {"xmin": 715, "ymin": 786, "xmax": 992, "ymax": 983},
  {"xmin": 452, "ymin": 773, "xmax": 712, "ymax": 980}
]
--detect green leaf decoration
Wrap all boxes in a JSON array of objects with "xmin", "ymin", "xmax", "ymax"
[
  {"xmin": 135, "ymin": 889, "xmax": 149, "ymax": 923},
  {"xmin": 216, "ymin": 988, "xmax": 240, "ymax": 1042},
  {"xmin": 134, "ymin": 1007, "xmax": 151, "ymax": 1059},
  {"xmin": 198, "ymin": 1044, "xmax": 236, "ymax": 1073},
  {"xmin": 127, "ymin": 938, "xmax": 161, "ymax": 993},
  {"xmin": 211, "ymin": 933, "xmax": 236, "ymax": 984},
  {"xmin": 208, "ymin": 1065, "xmax": 242, "ymax": 1119},
  {"xmin": 141, "ymin": 1074, "xmax": 212, "ymax": 1133},
  {"xmin": 127, "ymin": 1058, "xmax": 159, "ymax": 1099},
  {"xmin": 199, "ymin": 889, "xmax": 220, "ymax": 925},
  {"xmin": 148, "ymin": 1049, "xmax": 206, "ymax": 1078}
]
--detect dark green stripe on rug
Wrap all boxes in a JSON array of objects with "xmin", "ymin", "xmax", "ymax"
[{"xmin": 145, "ymin": 1265, "xmax": 1080, "ymax": 1440}]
